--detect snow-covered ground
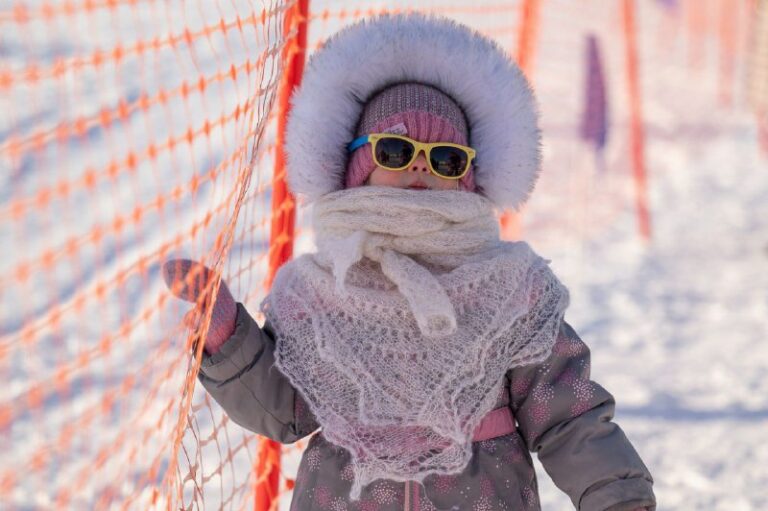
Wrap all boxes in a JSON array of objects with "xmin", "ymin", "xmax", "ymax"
[
  {"xmin": 525, "ymin": 3, "xmax": 768, "ymax": 511},
  {"xmin": 522, "ymin": 3, "xmax": 768, "ymax": 508},
  {"xmin": 527, "ymin": 118, "xmax": 768, "ymax": 511},
  {"xmin": 2, "ymin": 0, "xmax": 766, "ymax": 509}
]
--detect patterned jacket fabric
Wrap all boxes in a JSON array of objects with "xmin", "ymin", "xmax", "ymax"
[{"xmin": 197, "ymin": 304, "xmax": 656, "ymax": 511}]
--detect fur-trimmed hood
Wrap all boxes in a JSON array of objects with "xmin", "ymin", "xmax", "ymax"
[{"xmin": 284, "ymin": 13, "xmax": 541, "ymax": 211}]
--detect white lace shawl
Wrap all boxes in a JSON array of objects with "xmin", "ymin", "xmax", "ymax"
[{"xmin": 260, "ymin": 186, "xmax": 569, "ymax": 500}]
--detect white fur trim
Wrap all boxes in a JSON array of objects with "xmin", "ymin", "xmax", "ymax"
[{"xmin": 285, "ymin": 13, "xmax": 541, "ymax": 210}]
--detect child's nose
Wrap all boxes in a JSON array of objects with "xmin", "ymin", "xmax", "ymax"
[{"xmin": 410, "ymin": 152, "xmax": 429, "ymax": 173}]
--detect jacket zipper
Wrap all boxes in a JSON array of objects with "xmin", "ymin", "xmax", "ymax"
[{"xmin": 404, "ymin": 481, "xmax": 419, "ymax": 511}]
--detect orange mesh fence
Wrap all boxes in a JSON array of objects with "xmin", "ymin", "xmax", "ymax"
[
  {"xmin": 0, "ymin": 0, "xmax": 760, "ymax": 509},
  {"xmin": 2, "ymin": 1, "xmax": 291, "ymax": 509}
]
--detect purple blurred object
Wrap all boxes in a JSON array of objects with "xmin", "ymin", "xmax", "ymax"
[
  {"xmin": 655, "ymin": 0, "xmax": 678, "ymax": 10},
  {"xmin": 580, "ymin": 34, "xmax": 609, "ymax": 153}
]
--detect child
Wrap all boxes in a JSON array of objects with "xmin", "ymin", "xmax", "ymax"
[{"xmin": 163, "ymin": 14, "xmax": 656, "ymax": 511}]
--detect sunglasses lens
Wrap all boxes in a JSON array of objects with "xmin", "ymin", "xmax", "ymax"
[
  {"xmin": 429, "ymin": 146, "xmax": 469, "ymax": 177},
  {"xmin": 375, "ymin": 137, "xmax": 415, "ymax": 169}
]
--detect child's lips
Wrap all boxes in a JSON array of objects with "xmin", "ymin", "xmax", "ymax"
[{"xmin": 408, "ymin": 181, "xmax": 429, "ymax": 190}]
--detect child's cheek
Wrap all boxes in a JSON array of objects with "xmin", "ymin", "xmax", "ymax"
[{"xmin": 367, "ymin": 167, "xmax": 409, "ymax": 188}]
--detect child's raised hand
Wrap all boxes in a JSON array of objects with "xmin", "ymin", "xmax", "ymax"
[
  {"xmin": 162, "ymin": 259, "xmax": 217, "ymax": 302},
  {"xmin": 162, "ymin": 259, "xmax": 237, "ymax": 355}
]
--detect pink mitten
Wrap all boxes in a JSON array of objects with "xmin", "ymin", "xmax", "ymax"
[{"xmin": 162, "ymin": 259, "xmax": 237, "ymax": 355}]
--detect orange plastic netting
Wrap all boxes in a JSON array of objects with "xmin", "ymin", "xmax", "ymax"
[{"xmin": 0, "ymin": 0, "xmax": 760, "ymax": 509}]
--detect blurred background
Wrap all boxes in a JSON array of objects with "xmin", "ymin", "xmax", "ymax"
[{"xmin": 1, "ymin": 0, "xmax": 766, "ymax": 509}]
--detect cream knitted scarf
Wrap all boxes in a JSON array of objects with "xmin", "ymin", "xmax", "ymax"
[{"xmin": 261, "ymin": 186, "xmax": 569, "ymax": 500}]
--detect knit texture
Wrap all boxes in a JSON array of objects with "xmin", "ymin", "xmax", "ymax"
[
  {"xmin": 345, "ymin": 83, "xmax": 476, "ymax": 190},
  {"xmin": 357, "ymin": 83, "xmax": 467, "ymax": 134},
  {"xmin": 162, "ymin": 259, "xmax": 237, "ymax": 355},
  {"xmin": 260, "ymin": 186, "xmax": 570, "ymax": 500}
]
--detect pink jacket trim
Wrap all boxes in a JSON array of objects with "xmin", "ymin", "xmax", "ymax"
[{"xmin": 472, "ymin": 407, "xmax": 516, "ymax": 442}]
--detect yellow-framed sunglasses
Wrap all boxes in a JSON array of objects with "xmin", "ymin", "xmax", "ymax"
[{"xmin": 347, "ymin": 133, "xmax": 476, "ymax": 179}]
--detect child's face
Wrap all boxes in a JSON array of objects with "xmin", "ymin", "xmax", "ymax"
[{"xmin": 365, "ymin": 153, "xmax": 459, "ymax": 191}]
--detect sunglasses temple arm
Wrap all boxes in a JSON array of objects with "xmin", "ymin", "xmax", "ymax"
[{"xmin": 347, "ymin": 135, "xmax": 370, "ymax": 152}]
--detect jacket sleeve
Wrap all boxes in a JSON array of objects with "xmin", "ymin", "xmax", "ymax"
[
  {"xmin": 196, "ymin": 303, "xmax": 320, "ymax": 444},
  {"xmin": 508, "ymin": 320, "xmax": 656, "ymax": 511}
]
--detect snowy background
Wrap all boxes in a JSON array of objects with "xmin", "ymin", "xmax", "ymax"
[
  {"xmin": 528, "ymin": 107, "xmax": 768, "ymax": 510},
  {"xmin": 1, "ymin": 0, "xmax": 766, "ymax": 509}
]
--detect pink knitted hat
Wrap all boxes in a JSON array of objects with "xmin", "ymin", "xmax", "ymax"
[{"xmin": 345, "ymin": 83, "xmax": 476, "ymax": 191}]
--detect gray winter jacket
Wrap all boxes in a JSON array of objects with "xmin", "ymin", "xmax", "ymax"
[{"xmin": 198, "ymin": 303, "xmax": 656, "ymax": 511}]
